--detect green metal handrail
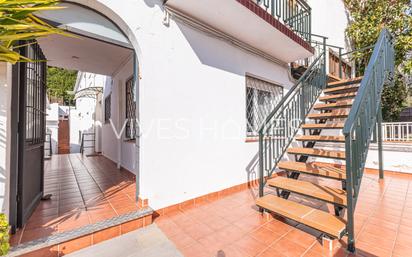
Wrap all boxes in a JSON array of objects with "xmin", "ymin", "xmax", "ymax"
[
  {"xmin": 257, "ymin": 0, "xmax": 311, "ymax": 42},
  {"xmin": 343, "ymin": 29, "xmax": 394, "ymax": 253},
  {"xmin": 258, "ymin": 38, "xmax": 327, "ymax": 198}
]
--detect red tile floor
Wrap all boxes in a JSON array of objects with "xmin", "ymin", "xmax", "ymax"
[
  {"xmin": 11, "ymin": 154, "xmax": 139, "ymax": 246},
  {"xmin": 155, "ymin": 170, "xmax": 412, "ymax": 257}
]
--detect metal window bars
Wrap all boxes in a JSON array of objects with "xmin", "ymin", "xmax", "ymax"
[
  {"xmin": 125, "ymin": 77, "xmax": 137, "ymax": 140},
  {"xmin": 24, "ymin": 42, "xmax": 47, "ymax": 146},
  {"xmin": 246, "ymin": 76, "xmax": 284, "ymax": 137}
]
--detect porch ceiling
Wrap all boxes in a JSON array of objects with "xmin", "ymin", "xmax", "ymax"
[
  {"xmin": 166, "ymin": 0, "xmax": 314, "ymax": 63},
  {"xmin": 37, "ymin": 33, "xmax": 133, "ymax": 76}
]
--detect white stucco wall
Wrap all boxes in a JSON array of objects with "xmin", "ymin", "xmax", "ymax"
[
  {"xmin": 46, "ymin": 103, "xmax": 59, "ymax": 154},
  {"xmin": 308, "ymin": 0, "xmax": 349, "ymax": 49},
  {"xmin": 101, "ymin": 57, "xmax": 136, "ymax": 173},
  {"xmin": 0, "ymin": 63, "xmax": 10, "ymax": 216},
  {"xmin": 78, "ymin": 0, "xmax": 294, "ymax": 209}
]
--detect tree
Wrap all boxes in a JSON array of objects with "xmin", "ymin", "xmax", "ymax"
[
  {"xmin": 47, "ymin": 67, "xmax": 77, "ymax": 105},
  {"xmin": 344, "ymin": 0, "xmax": 412, "ymax": 121},
  {"xmin": 0, "ymin": 0, "xmax": 66, "ymax": 63}
]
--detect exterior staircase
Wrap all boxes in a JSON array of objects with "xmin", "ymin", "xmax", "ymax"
[
  {"xmin": 256, "ymin": 77, "xmax": 360, "ymax": 240},
  {"xmin": 256, "ymin": 29, "xmax": 395, "ymax": 253}
]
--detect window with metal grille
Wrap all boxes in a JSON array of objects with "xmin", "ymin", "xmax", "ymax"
[
  {"xmin": 246, "ymin": 75, "xmax": 283, "ymax": 137},
  {"xmin": 25, "ymin": 43, "xmax": 46, "ymax": 145},
  {"xmin": 104, "ymin": 94, "xmax": 111, "ymax": 123},
  {"xmin": 125, "ymin": 77, "xmax": 136, "ymax": 139}
]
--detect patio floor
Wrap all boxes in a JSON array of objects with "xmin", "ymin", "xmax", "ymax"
[
  {"xmin": 10, "ymin": 154, "xmax": 139, "ymax": 246},
  {"xmin": 155, "ymin": 169, "xmax": 412, "ymax": 257}
]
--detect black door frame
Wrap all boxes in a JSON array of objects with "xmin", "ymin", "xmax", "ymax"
[{"xmin": 9, "ymin": 41, "xmax": 46, "ymax": 232}]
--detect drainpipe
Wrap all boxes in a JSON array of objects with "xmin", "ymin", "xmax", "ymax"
[{"xmin": 117, "ymin": 80, "xmax": 122, "ymax": 170}]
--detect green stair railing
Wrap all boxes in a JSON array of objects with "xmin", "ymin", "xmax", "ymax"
[
  {"xmin": 257, "ymin": 0, "xmax": 311, "ymax": 42},
  {"xmin": 343, "ymin": 29, "xmax": 395, "ymax": 253},
  {"xmin": 258, "ymin": 38, "xmax": 327, "ymax": 198}
]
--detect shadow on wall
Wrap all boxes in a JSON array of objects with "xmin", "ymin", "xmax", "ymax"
[{"xmin": 176, "ymin": 22, "xmax": 250, "ymax": 77}]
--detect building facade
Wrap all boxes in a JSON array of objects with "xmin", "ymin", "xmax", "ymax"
[{"xmin": 0, "ymin": 0, "xmax": 357, "ymax": 228}]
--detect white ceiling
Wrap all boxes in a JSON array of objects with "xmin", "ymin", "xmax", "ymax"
[
  {"xmin": 38, "ymin": 34, "xmax": 133, "ymax": 76},
  {"xmin": 36, "ymin": 2, "xmax": 131, "ymax": 48}
]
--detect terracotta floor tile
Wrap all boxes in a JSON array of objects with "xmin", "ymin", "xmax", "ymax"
[
  {"xmin": 169, "ymin": 232, "xmax": 197, "ymax": 250},
  {"xmin": 220, "ymin": 244, "xmax": 253, "ymax": 257},
  {"xmin": 395, "ymin": 231, "xmax": 412, "ymax": 247},
  {"xmin": 233, "ymin": 213, "xmax": 267, "ymax": 233},
  {"xmin": 20, "ymin": 226, "xmax": 58, "ymax": 243},
  {"xmin": 270, "ymin": 237, "xmax": 307, "ymax": 257},
  {"xmin": 216, "ymin": 224, "xmax": 247, "ymax": 242},
  {"xmin": 59, "ymin": 235, "xmax": 92, "ymax": 256},
  {"xmin": 201, "ymin": 214, "xmax": 231, "ymax": 231},
  {"xmin": 258, "ymin": 246, "xmax": 288, "ymax": 257},
  {"xmin": 234, "ymin": 235, "xmax": 267, "ymax": 257},
  {"xmin": 182, "ymin": 221, "xmax": 214, "ymax": 240},
  {"xmin": 358, "ymin": 231, "xmax": 395, "ymax": 251},
  {"xmin": 355, "ymin": 240, "xmax": 392, "ymax": 257},
  {"xmin": 249, "ymin": 226, "xmax": 283, "ymax": 246},
  {"xmin": 20, "ymin": 245, "xmax": 59, "ymax": 257},
  {"xmin": 393, "ymin": 242, "xmax": 412, "ymax": 256},
  {"xmin": 156, "ymin": 219, "xmax": 184, "ymax": 237},
  {"xmin": 180, "ymin": 242, "xmax": 213, "ymax": 257},
  {"xmin": 197, "ymin": 233, "xmax": 229, "ymax": 253},
  {"xmin": 284, "ymin": 227, "xmax": 317, "ymax": 249},
  {"xmin": 92, "ymin": 226, "xmax": 120, "ymax": 244},
  {"xmin": 263, "ymin": 220, "xmax": 294, "ymax": 236}
]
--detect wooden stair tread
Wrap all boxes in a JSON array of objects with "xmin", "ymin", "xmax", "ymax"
[
  {"xmin": 327, "ymin": 77, "xmax": 363, "ymax": 88},
  {"xmin": 256, "ymin": 194, "xmax": 347, "ymax": 238},
  {"xmin": 267, "ymin": 177, "xmax": 347, "ymax": 206},
  {"xmin": 296, "ymin": 135, "xmax": 345, "ymax": 142},
  {"xmin": 308, "ymin": 111, "xmax": 349, "ymax": 119},
  {"xmin": 314, "ymin": 101, "xmax": 353, "ymax": 110},
  {"xmin": 324, "ymin": 84, "xmax": 360, "ymax": 95},
  {"xmin": 319, "ymin": 92, "xmax": 357, "ymax": 102},
  {"xmin": 302, "ymin": 123, "xmax": 344, "ymax": 130},
  {"xmin": 287, "ymin": 147, "xmax": 346, "ymax": 160},
  {"xmin": 278, "ymin": 161, "xmax": 346, "ymax": 180}
]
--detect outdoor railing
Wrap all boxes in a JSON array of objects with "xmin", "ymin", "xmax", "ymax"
[
  {"xmin": 343, "ymin": 29, "xmax": 394, "ymax": 252},
  {"xmin": 44, "ymin": 133, "xmax": 52, "ymax": 158},
  {"xmin": 256, "ymin": 0, "xmax": 311, "ymax": 42},
  {"xmin": 382, "ymin": 122, "xmax": 412, "ymax": 142},
  {"xmin": 258, "ymin": 37, "xmax": 326, "ymax": 197},
  {"xmin": 80, "ymin": 132, "xmax": 96, "ymax": 155}
]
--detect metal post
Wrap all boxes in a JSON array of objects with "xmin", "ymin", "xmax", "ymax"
[
  {"xmin": 377, "ymin": 104, "xmax": 384, "ymax": 179},
  {"xmin": 258, "ymin": 133, "xmax": 264, "ymax": 199},
  {"xmin": 372, "ymin": 123, "xmax": 377, "ymax": 143},
  {"xmin": 338, "ymin": 48, "xmax": 343, "ymax": 79},
  {"xmin": 345, "ymin": 135, "xmax": 355, "ymax": 253},
  {"xmin": 323, "ymin": 37, "xmax": 327, "ymax": 87}
]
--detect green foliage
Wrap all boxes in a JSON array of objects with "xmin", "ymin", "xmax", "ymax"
[
  {"xmin": 0, "ymin": 214, "xmax": 9, "ymax": 256},
  {"xmin": 0, "ymin": 0, "xmax": 68, "ymax": 63},
  {"xmin": 344, "ymin": 0, "xmax": 412, "ymax": 121},
  {"xmin": 47, "ymin": 67, "xmax": 77, "ymax": 105}
]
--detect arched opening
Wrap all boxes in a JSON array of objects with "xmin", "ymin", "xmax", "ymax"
[{"xmin": 9, "ymin": 1, "xmax": 142, "ymax": 241}]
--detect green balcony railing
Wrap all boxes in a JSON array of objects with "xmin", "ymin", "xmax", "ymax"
[
  {"xmin": 258, "ymin": 37, "xmax": 326, "ymax": 198},
  {"xmin": 257, "ymin": 0, "xmax": 311, "ymax": 42},
  {"xmin": 343, "ymin": 29, "xmax": 395, "ymax": 252}
]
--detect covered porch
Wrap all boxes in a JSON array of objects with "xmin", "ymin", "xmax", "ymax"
[{"xmin": 9, "ymin": 154, "xmax": 152, "ymax": 256}]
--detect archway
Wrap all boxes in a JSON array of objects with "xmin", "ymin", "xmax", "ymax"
[{"xmin": 9, "ymin": 1, "xmax": 142, "ymax": 234}]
